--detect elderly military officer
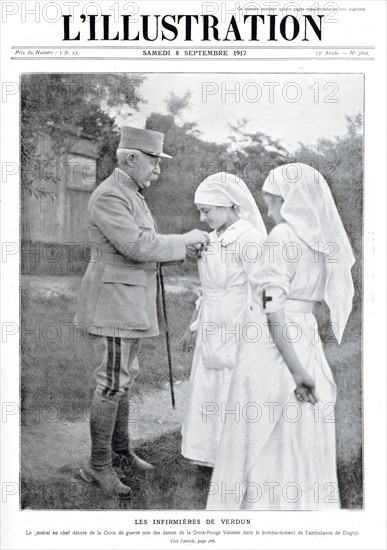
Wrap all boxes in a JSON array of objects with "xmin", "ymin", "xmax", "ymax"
[{"xmin": 76, "ymin": 126, "xmax": 209, "ymax": 496}]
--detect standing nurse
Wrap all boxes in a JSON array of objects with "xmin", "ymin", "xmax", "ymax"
[
  {"xmin": 181, "ymin": 172, "xmax": 267, "ymax": 466},
  {"xmin": 207, "ymin": 163, "xmax": 355, "ymax": 510}
]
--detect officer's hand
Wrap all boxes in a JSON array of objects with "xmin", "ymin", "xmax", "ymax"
[
  {"xmin": 183, "ymin": 229, "xmax": 209, "ymax": 246},
  {"xmin": 186, "ymin": 245, "xmax": 199, "ymax": 259}
]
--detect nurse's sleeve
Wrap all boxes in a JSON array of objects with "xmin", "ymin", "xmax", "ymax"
[
  {"xmin": 239, "ymin": 227, "xmax": 266, "ymax": 312},
  {"xmin": 240, "ymin": 227, "xmax": 266, "ymax": 280},
  {"xmin": 257, "ymin": 223, "xmax": 297, "ymax": 314}
]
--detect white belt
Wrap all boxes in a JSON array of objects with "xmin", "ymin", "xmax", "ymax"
[
  {"xmin": 202, "ymin": 284, "xmax": 247, "ymax": 297},
  {"xmin": 284, "ymin": 299, "xmax": 315, "ymax": 313}
]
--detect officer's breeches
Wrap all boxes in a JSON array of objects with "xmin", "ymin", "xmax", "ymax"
[
  {"xmin": 88, "ymin": 336, "xmax": 141, "ymax": 469},
  {"xmin": 92, "ymin": 336, "xmax": 141, "ymax": 397}
]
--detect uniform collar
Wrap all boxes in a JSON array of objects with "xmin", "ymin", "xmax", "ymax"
[
  {"xmin": 114, "ymin": 168, "xmax": 144, "ymax": 198},
  {"xmin": 215, "ymin": 218, "xmax": 251, "ymax": 246}
]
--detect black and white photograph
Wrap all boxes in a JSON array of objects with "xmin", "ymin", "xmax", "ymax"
[
  {"xmin": 1, "ymin": 0, "xmax": 386, "ymax": 548},
  {"xmin": 20, "ymin": 72, "xmax": 364, "ymax": 511}
]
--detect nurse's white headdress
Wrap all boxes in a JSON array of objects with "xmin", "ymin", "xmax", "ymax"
[
  {"xmin": 194, "ymin": 172, "xmax": 267, "ymax": 238},
  {"xmin": 262, "ymin": 163, "xmax": 355, "ymax": 343}
]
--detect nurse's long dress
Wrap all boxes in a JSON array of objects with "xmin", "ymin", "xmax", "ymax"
[
  {"xmin": 207, "ymin": 222, "xmax": 340, "ymax": 510},
  {"xmin": 181, "ymin": 219, "xmax": 265, "ymax": 467}
]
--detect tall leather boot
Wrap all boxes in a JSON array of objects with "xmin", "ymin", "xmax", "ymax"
[
  {"xmin": 80, "ymin": 391, "xmax": 131, "ymax": 496},
  {"xmin": 112, "ymin": 389, "xmax": 154, "ymax": 471}
]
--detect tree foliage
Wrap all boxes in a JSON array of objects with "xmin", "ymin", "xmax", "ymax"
[
  {"xmin": 165, "ymin": 91, "xmax": 192, "ymax": 118},
  {"xmin": 21, "ymin": 74, "xmax": 145, "ymax": 191}
]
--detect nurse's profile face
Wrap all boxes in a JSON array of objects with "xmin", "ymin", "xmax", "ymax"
[
  {"xmin": 196, "ymin": 204, "xmax": 229, "ymax": 230},
  {"xmin": 263, "ymin": 192, "xmax": 285, "ymax": 225}
]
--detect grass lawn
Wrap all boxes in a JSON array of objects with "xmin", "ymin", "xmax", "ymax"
[
  {"xmin": 21, "ymin": 431, "xmax": 212, "ymax": 510},
  {"xmin": 21, "ymin": 429, "xmax": 361, "ymax": 510},
  {"xmin": 21, "ymin": 275, "xmax": 197, "ymax": 419},
  {"xmin": 21, "ymin": 275, "xmax": 363, "ymax": 509}
]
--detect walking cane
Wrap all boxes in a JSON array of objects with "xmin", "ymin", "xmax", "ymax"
[{"xmin": 159, "ymin": 265, "xmax": 176, "ymax": 409}]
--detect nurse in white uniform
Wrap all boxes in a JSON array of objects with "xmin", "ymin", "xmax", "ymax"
[
  {"xmin": 181, "ymin": 172, "xmax": 267, "ymax": 467},
  {"xmin": 207, "ymin": 163, "xmax": 355, "ymax": 510}
]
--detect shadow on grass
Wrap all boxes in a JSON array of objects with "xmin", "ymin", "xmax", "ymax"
[
  {"xmin": 21, "ymin": 430, "xmax": 212, "ymax": 510},
  {"xmin": 21, "ymin": 430, "xmax": 362, "ymax": 510}
]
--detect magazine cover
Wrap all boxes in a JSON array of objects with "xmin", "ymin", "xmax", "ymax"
[{"xmin": 1, "ymin": 1, "xmax": 386, "ymax": 549}]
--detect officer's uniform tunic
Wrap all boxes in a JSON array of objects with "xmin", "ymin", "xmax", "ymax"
[{"xmin": 75, "ymin": 168, "xmax": 186, "ymax": 396}]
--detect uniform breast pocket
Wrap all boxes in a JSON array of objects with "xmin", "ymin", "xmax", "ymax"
[
  {"xmin": 95, "ymin": 265, "xmax": 150, "ymax": 330},
  {"xmin": 138, "ymin": 221, "xmax": 155, "ymax": 234},
  {"xmin": 137, "ymin": 209, "xmax": 155, "ymax": 229}
]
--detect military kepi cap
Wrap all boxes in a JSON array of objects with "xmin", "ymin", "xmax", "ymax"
[{"xmin": 119, "ymin": 126, "xmax": 172, "ymax": 159}]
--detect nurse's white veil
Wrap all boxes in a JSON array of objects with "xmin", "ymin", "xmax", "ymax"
[
  {"xmin": 194, "ymin": 172, "xmax": 267, "ymax": 239},
  {"xmin": 263, "ymin": 163, "xmax": 355, "ymax": 343}
]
